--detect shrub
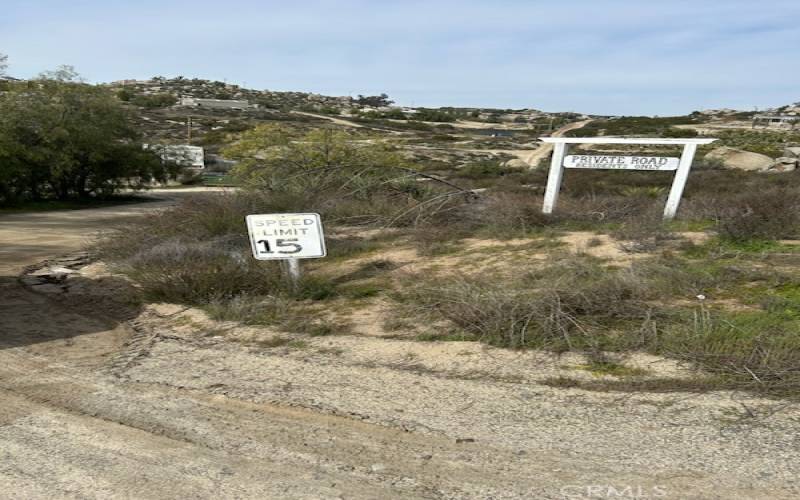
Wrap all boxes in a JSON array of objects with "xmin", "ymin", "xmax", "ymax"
[
  {"xmin": 716, "ymin": 188, "xmax": 800, "ymax": 242},
  {"xmin": 94, "ymin": 189, "xmax": 398, "ymax": 306},
  {"xmin": 710, "ymin": 130, "xmax": 800, "ymax": 158},
  {"xmin": 611, "ymin": 208, "xmax": 676, "ymax": 253},
  {"xmin": 123, "ymin": 239, "xmax": 283, "ymax": 303},
  {"xmin": 476, "ymin": 191, "xmax": 556, "ymax": 235},
  {"xmin": 131, "ymin": 93, "xmax": 177, "ymax": 108},
  {"xmin": 662, "ymin": 127, "xmax": 698, "ymax": 138},
  {"xmin": 394, "ymin": 255, "xmax": 656, "ymax": 351},
  {"xmin": 454, "ymin": 160, "xmax": 514, "ymax": 179},
  {"xmin": 178, "ymin": 170, "xmax": 204, "ymax": 185},
  {"xmin": 394, "ymin": 254, "xmax": 800, "ymax": 395},
  {"xmin": 658, "ymin": 308, "xmax": 800, "ymax": 394}
]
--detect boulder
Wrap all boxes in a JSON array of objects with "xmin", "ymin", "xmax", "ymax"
[
  {"xmin": 769, "ymin": 157, "xmax": 798, "ymax": 173},
  {"xmin": 783, "ymin": 146, "xmax": 800, "ymax": 158},
  {"xmin": 704, "ymin": 147, "xmax": 774, "ymax": 171},
  {"xmin": 503, "ymin": 158, "xmax": 530, "ymax": 169}
]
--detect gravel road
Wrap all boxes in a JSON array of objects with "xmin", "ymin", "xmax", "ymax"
[{"xmin": 1, "ymin": 190, "xmax": 799, "ymax": 499}]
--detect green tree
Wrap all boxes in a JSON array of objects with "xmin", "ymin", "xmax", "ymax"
[
  {"xmin": 116, "ymin": 88, "xmax": 134, "ymax": 101},
  {"xmin": 224, "ymin": 125, "xmax": 410, "ymax": 194},
  {"xmin": 38, "ymin": 64, "xmax": 82, "ymax": 82},
  {"xmin": 355, "ymin": 93, "xmax": 393, "ymax": 107},
  {"xmin": 0, "ymin": 74, "xmax": 179, "ymax": 204},
  {"xmin": 222, "ymin": 124, "xmax": 469, "ymax": 225}
]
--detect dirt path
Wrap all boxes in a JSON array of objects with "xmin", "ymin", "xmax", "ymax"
[
  {"xmin": 401, "ymin": 119, "xmax": 592, "ymax": 167},
  {"xmin": 2, "ymin": 191, "xmax": 799, "ymax": 499},
  {"xmin": 522, "ymin": 119, "xmax": 593, "ymax": 166},
  {"xmin": 291, "ymin": 110, "xmax": 367, "ymax": 128}
]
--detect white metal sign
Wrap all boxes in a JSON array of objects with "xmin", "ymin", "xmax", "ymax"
[
  {"xmin": 246, "ymin": 213, "xmax": 326, "ymax": 260},
  {"xmin": 540, "ymin": 137, "xmax": 717, "ymax": 219},
  {"xmin": 564, "ymin": 155, "xmax": 679, "ymax": 171}
]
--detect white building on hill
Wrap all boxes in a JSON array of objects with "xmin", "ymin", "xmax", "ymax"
[
  {"xmin": 144, "ymin": 144, "xmax": 205, "ymax": 169},
  {"xmin": 753, "ymin": 114, "xmax": 799, "ymax": 130},
  {"xmin": 179, "ymin": 97, "xmax": 258, "ymax": 110}
]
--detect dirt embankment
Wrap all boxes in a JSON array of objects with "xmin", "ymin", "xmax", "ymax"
[{"xmin": 1, "ymin": 195, "xmax": 799, "ymax": 499}]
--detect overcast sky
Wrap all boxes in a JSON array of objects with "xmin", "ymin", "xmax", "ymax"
[{"xmin": 1, "ymin": 0, "xmax": 798, "ymax": 115}]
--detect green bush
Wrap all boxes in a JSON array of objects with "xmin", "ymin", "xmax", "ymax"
[
  {"xmin": 94, "ymin": 191, "xmax": 395, "ymax": 305},
  {"xmin": 124, "ymin": 239, "xmax": 283, "ymax": 303},
  {"xmin": 716, "ymin": 188, "xmax": 800, "ymax": 242},
  {"xmin": 455, "ymin": 160, "xmax": 514, "ymax": 179},
  {"xmin": 710, "ymin": 130, "xmax": 800, "ymax": 158},
  {"xmin": 0, "ymin": 78, "xmax": 175, "ymax": 204},
  {"xmin": 658, "ymin": 308, "xmax": 800, "ymax": 394},
  {"xmin": 131, "ymin": 93, "xmax": 177, "ymax": 108},
  {"xmin": 393, "ymin": 254, "xmax": 800, "ymax": 395}
]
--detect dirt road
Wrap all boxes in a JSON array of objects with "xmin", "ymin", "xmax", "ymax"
[
  {"xmin": 291, "ymin": 110, "xmax": 367, "ymax": 128},
  {"xmin": 0, "ymin": 188, "xmax": 233, "ymax": 275},
  {"xmin": 2, "ymin": 192, "xmax": 799, "ymax": 499},
  {"xmin": 521, "ymin": 119, "xmax": 593, "ymax": 167}
]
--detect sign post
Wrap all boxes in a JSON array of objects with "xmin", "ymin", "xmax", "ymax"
[
  {"xmin": 286, "ymin": 258, "xmax": 301, "ymax": 285},
  {"xmin": 539, "ymin": 137, "xmax": 716, "ymax": 219},
  {"xmin": 663, "ymin": 143, "xmax": 698, "ymax": 219},
  {"xmin": 245, "ymin": 213, "xmax": 327, "ymax": 286}
]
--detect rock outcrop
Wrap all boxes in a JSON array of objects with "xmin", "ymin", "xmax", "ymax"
[
  {"xmin": 783, "ymin": 146, "xmax": 800, "ymax": 158},
  {"xmin": 704, "ymin": 147, "xmax": 775, "ymax": 171},
  {"xmin": 503, "ymin": 158, "xmax": 530, "ymax": 169},
  {"xmin": 771, "ymin": 157, "xmax": 798, "ymax": 172}
]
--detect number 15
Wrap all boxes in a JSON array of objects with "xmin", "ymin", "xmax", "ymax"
[{"xmin": 257, "ymin": 238, "xmax": 303, "ymax": 254}]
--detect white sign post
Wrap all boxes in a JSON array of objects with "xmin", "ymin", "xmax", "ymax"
[
  {"xmin": 540, "ymin": 137, "xmax": 717, "ymax": 219},
  {"xmin": 245, "ymin": 213, "xmax": 327, "ymax": 285}
]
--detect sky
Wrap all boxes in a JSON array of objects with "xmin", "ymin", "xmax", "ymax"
[{"xmin": 1, "ymin": 0, "xmax": 798, "ymax": 115}]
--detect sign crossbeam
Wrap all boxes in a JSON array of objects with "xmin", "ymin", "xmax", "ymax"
[
  {"xmin": 540, "ymin": 137, "xmax": 717, "ymax": 145},
  {"xmin": 540, "ymin": 137, "xmax": 716, "ymax": 219}
]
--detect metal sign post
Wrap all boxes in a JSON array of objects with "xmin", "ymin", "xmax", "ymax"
[
  {"xmin": 286, "ymin": 258, "xmax": 301, "ymax": 287},
  {"xmin": 539, "ymin": 137, "xmax": 717, "ymax": 219}
]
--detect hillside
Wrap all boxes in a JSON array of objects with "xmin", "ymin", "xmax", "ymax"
[
  {"xmin": 106, "ymin": 77, "xmax": 584, "ymax": 176},
  {"xmin": 105, "ymin": 78, "xmax": 798, "ymax": 170}
]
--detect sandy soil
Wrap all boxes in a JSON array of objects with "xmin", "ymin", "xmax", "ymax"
[{"xmin": 2, "ymin": 193, "xmax": 800, "ymax": 499}]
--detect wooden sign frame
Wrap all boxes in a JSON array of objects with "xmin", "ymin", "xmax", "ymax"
[{"xmin": 539, "ymin": 137, "xmax": 717, "ymax": 219}]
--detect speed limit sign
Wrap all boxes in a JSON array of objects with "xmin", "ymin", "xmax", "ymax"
[{"xmin": 245, "ymin": 213, "xmax": 326, "ymax": 260}]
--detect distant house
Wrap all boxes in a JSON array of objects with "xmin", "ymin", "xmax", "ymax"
[
  {"xmin": 144, "ymin": 144, "xmax": 205, "ymax": 169},
  {"xmin": 179, "ymin": 97, "xmax": 258, "ymax": 111},
  {"xmin": 752, "ymin": 114, "xmax": 798, "ymax": 130},
  {"xmin": 112, "ymin": 79, "xmax": 148, "ymax": 86}
]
